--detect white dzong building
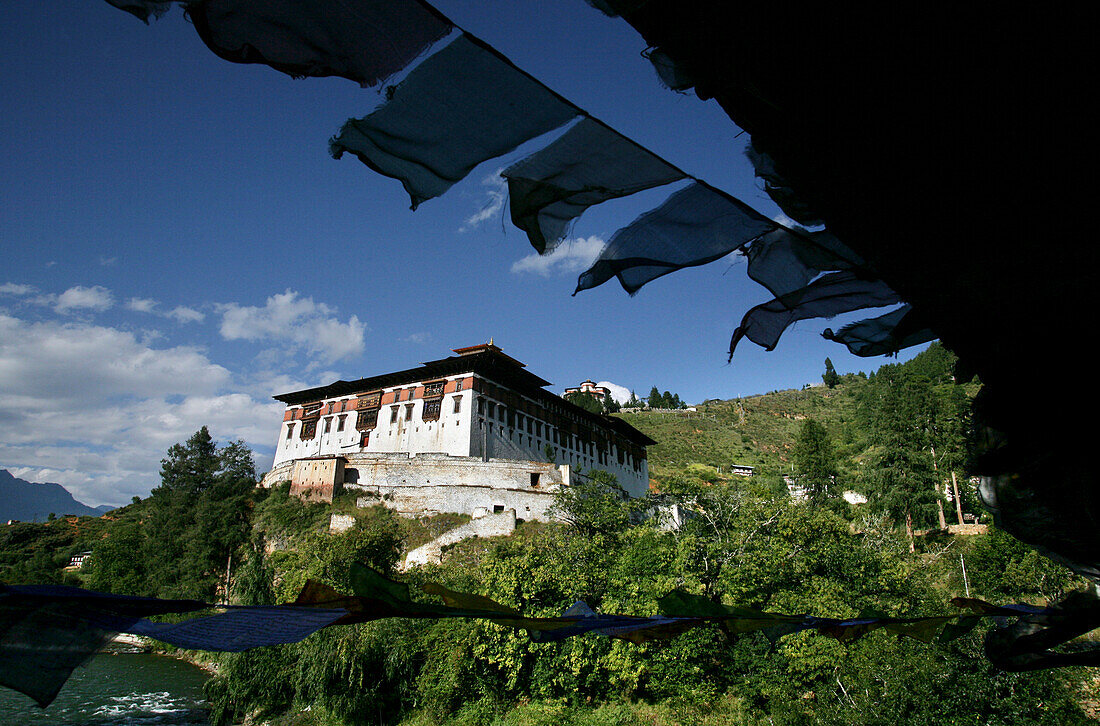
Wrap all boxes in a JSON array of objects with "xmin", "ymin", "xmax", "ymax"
[{"xmin": 264, "ymin": 344, "xmax": 654, "ymax": 520}]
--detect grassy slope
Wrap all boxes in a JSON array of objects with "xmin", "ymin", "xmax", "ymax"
[{"xmin": 616, "ymin": 375, "xmax": 867, "ymax": 481}]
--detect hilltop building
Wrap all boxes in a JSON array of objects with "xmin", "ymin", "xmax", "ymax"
[
  {"xmin": 563, "ymin": 379, "xmax": 612, "ymax": 402},
  {"xmin": 263, "ymin": 344, "xmax": 654, "ymax": 522}
]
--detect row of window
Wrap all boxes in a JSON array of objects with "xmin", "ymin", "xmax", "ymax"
[
  {"xmin": 364, "ymin": 378, "xmax": 462, "ymax": 407},
  {"xmin": 475, "ymin": 406, "xmax": 641, "ymax": 473},
  {"xmin": 385, "ymin": 395, "xmax": 461, "ymax": 423},
  {"xmin": 287, "ymin": 414, "xmax": 350, "ymax": 439},
  {"xmin": 475, "ymin": 394, "xmax": 640, "ymax": 464},
  {"xmin": 478, "ymin": 417, "xmax": 638, "ymax": 472},
  {"xmin": 287, "ymin": 395, "xmax": 464, "ymax": 441},
  {"xmin": 288, "ymin": 379, "xmax": 467, "ymax": 423}
]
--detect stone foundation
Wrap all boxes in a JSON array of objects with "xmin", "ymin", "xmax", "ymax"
[{"xmin": 262, "ymin": 452, "xmax": 571, "ymax": 521}]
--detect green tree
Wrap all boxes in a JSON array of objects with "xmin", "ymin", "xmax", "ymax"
[
  {"xmin": 929, "ymin": 376, "xmax": 972, "ymax": 525},
  {"xmin": 647, "ymin": 386, "xmax": 662, "ymax": 409},
  {"xmin": 549, "ymin": 470, "xmax": 635, "ymax": 536},
  {"xmin": 564, "ymin": 390, "xmax": 603, "ymax": 414},
  {"xmin": 662, "ymin": 474, "xmax": 783, "ymax": 595},
  {"xmin": 83, "ymin": 521, "xmax": 147, "ymax": 594},
  {"xmin": 823, "ymin": 357, "xmax": 841, "ymax": 388},
  {"xmin": 962, "ymin": 526, "xmax": 1086, "ymax": 602},
  {"xmin": 231, "ymin": 539, "xmax": 276, "ymax": 607},
  {"xmin": 111, "ymin": 427, "xmax": 262, "ymax": 600},
  {"xmin": 866, "ymin": 369, "xmax": 940, "ymax": 551},
  {"xmin": 793, "ymin": 418, "xmax": 838, "ymax": 505},
  {"xmin": 156, "ymin": 426, "xmax": 219, "ymax": 495}
]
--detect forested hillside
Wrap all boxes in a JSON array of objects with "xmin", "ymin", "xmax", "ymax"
[
  {"xmin": 2, "ymin": 345, "xmax": 1096, "ymax": 725},
  {"xmin": 620, "ymin": 344, "xmax": 978, "ymax": 483}
]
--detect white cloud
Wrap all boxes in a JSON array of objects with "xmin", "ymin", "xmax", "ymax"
[
  {"xmin": 0, "ymin": 311, "xmax": 281, "ymax": 506},
  {"xmin": 167, "ymin": 306, "xmax": 205, "ymax": 324},
  {"xmin": 596, "ymin": 381, "xmax": 633, "ymax": 405},
  {"xmin": 402, "ymin": 332, "xmax": 431, "ymax": 345},
  {"xmin": 0, "ymin": 312, "xmax": 229, "ymax": 404},
  {"xmin": 0, "ymin": 283, "xmax": 36, "ymax": 296},
  {"xmin": 219, "ymin": 290, "xmax": 365, "ymax": 364},
  {"xmin": 126, "ymin": 297, "xmax": 158, "ymax": 313},
  {"xmin": 459, "ymin": 170, "xmax": 506, "ymax": 231},
  {"xmin": 53, "ymin": 285, "xmax": 114, "ymax": 314},
  {"xmin": 125, "ymin": 297, "xmax": 205, "ymax": 324},
  {"xmin": 510, "ymin": 236, "xmax": 606, "ymax": 277}
]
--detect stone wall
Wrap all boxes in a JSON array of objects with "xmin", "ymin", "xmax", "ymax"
[
  {"xmin": 288, "ymin": 458, "xmax": 345, "ymax": 502},
  {"xmin": 329, "ymin": 514, "xmax": 356, "ymax": 533},
  {"xmin": 344, "ymin": 452, "xmax": 568, "ymax": 521},
  {"xmin": 402, "ymin": 509, "xmax": 518, "ymax": 569},
  {"xmin": 262, "ymin": 459, "xmax": 295, "ymax": 488},
  {"xmin": 262, "ymin": 452, "xmax": 584, "ymax": 522}
]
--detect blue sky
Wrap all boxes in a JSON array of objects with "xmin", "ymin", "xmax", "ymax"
[{"xmin": 0, "ymin": 2, "xmax": 926, "ymax": 506}]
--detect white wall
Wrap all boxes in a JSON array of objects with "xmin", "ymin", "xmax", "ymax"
[
  {"xmin": 272, "ymin": 382, "xmax": 474, "ymax": 467},
  {"xmin": 367, "ymin": 390, "xmax": 472, "ymax": 456}
]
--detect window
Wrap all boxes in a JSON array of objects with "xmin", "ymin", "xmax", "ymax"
[
  {"xmin": 300, "ymin": 419, "xmax": 317, "ymax": 440},
  {"xmin": 286, "ymin": 423, "xmax": 294, "ymax": 439},
  {"xmin": 358, "ymin": 409, "xmax": 378, "ymax": 430},
  {"xmin": 337, "ymin": 415, "xmax": 346, "ymax": 432},
  {"xmin": 324, "ymin": 417, "xmax": 332, "ymax": 434},
  {"xmin": 405, "ymin": 404, "xmax": 413, "ymax": 421},
  {"xmin": 530, "ymin": 473, "xmax": 539, "ymax": 487},
  {"xmin": 424, "ymin": 380, "xmax": 445, "ymax": 397},
  {"xmin": 453, "ymin": 396, "xmax": 462, "ymax": 414},
  {"xmin": 455, "ymin": 378, "xmax": 464, "ymax": 392},
  {"xmin": 423, "ymin": 398, "xmax": 442, "ymax": 421},
  {"xmin": 390, "ymin": 406, "xmax": 399, "ymax": 424}
]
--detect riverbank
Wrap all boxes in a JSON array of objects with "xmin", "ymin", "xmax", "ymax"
[{"xmin": 100, "ymin": 632, "xmax": 221, "ymax": 680}]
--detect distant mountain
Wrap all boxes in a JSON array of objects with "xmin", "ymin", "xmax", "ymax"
[{"xmin": 0, "ymin": 469, "xmax": 104, "ymax": 522}]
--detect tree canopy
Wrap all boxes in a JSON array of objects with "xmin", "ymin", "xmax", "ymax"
[
  {"xmin": 84, "ymin": 427, "xmax": 258, "ymax": 600},
  {"xmin": 822, "ymin": 357, "xmax": 841, "ymax": 388},
  {"xmin": 793, "ymin": 418, "xmax": 838, "ymax": 505}
]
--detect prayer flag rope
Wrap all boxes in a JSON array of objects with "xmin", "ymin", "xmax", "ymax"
[{"xmin": 4, "ymin": 565, "xmax": 1099, "ymax": 707}]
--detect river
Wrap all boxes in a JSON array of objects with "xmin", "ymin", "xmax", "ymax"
[{"xmin": 0, "ymin": 652, "xmax": 210, "ymax": 725}]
